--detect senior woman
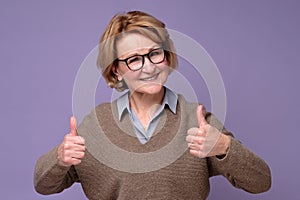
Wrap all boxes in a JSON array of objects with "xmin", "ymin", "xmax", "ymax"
[{"xmin": 34, "ymin": 11, "xmax": 271, "ymax": 200}]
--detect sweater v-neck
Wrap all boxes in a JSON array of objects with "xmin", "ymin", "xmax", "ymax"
[
  {"xmin": 96, "ymin": 100, "xmax": 181, "ymax": 153},
  {"xmin": 78, "ymin": 95, "xmax": 196, "ymax": 173}
]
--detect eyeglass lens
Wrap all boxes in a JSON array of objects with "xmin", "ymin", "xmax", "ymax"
[{"xmin": 126, "ymin": 48, "xmax": 165, "ymax": 71}]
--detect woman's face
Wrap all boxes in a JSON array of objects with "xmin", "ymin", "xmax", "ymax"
[{"xmin": 115, "ymin": 33, "xmax": 170, "ymax": 95}]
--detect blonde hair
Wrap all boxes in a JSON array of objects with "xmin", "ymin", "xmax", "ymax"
[{"xmin": 97, "ymin": 11, "xmax": 178, "ymax": 91}]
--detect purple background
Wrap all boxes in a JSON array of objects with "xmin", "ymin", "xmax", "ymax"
[{"xmin": 1, "ymin": 1, "xmax": 299, "ymax": 199}]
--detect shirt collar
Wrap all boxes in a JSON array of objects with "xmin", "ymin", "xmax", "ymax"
[
  {"xmin": 117, "ymin": 87, "xmax": 178, "ymax": 121},
  {"xmin": 163, "ymin": 87, "xmax": 178, "ymax": 114},
  {"xmin": 117, "ymin": 91, "xmax": 130, "ymax": 121}
]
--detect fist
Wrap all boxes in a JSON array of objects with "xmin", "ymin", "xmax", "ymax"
[
  {"xmin": 57, "ymin": 116, "xmax": 85, "ymax": 167},
  {"xmin": 186, "ymin": 105, "xmax": 230, "ymax": 158}
]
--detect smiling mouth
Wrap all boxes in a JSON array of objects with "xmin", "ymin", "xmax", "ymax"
[{"xmin": 140, "ymin": 73, "xmax": 159, "ymax": 81}]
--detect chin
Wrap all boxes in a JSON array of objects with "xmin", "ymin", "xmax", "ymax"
[{"xmin": 132, "ymin": 83, "xmax": 164, "ymax": 95}]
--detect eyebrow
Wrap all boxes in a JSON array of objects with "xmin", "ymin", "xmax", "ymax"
[{"xmin": 118, "ymin": 45, "xmax": 161, "ymax": 59}]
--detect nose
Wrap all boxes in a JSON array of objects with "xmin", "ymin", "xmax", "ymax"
[{"xmin": 142, "ymin": 56, "xmax": 156, "ymax": 73}]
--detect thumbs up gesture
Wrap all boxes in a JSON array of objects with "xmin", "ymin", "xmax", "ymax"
[
  {"xmin": 57, "ymin": 116, "xmax": 85, "ymax": 167},
  {"xmin": 186, "ymin": 105, "xmax": 230, "ymax": 158}
]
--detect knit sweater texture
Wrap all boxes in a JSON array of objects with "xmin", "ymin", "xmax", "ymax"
[{"xmin": 34, "ymin": 95, "xmax": 271, "ymax": 199}]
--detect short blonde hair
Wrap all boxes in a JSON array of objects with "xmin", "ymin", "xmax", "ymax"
[{"xmin": 97, "ymin": 11, "xmax": 178, "ymax": 91}]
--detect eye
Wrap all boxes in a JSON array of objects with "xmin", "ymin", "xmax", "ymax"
[
  {"xmin": 127, "ymin": 56, "xmax": 142, "ymax": 64},
  {"xmin": 150, "ymin": 49, "xmax": 163, "ymax": 57}
]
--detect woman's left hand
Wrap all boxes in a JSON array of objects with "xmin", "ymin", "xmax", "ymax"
[{"xmin": 186, "ymin": 105, "xmax": 230, "ymax": 158}]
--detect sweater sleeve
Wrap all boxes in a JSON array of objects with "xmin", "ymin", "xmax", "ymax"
[
  {"xmin": 34, "ymin": 146, "xmax": 79, "ymax": 195},
  {"xmin": 205, "ymin": 113, "xmax": 272, "ymax": 194}
]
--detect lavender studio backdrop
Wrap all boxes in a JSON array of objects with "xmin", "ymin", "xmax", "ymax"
[{"xmin": 1, "ymin": 1, "xmax": 299, "ymax": 199}]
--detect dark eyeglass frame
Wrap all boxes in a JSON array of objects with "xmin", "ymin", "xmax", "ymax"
[{"xmin": 117, "ymin": 47, "xmax": 166, "ymax": 71}]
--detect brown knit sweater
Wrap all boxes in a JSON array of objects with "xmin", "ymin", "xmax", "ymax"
[{"xmin": 34, "ymin": 95, "xmax": 271, "ymax": 199}]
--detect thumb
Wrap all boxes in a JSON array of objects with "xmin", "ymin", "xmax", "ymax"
[
  {"xmin": 70, "ymin": 116, "xmax": 78, "ymax": 136},
  {"xmin": 197, "ymin": 105, "xmax": 207, "ymax": 127}
]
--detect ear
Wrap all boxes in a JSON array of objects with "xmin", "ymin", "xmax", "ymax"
[{"xmin": 112, "ymin": 65, "xmax": 122, "ymax": 81}]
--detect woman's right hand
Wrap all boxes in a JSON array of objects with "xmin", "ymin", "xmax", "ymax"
[{"xmin": 57, "ymin": 116, "xmax": 85, "ymax": 167}]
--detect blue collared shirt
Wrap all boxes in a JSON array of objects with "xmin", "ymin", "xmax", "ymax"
[{"xmin": 117, "ymin": 87, "xmax": 178, "ymax": 144}]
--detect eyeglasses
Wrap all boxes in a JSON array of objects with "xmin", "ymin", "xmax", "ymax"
[{"xmin": 117, "ymin": 48, "xmax": 165, "ymax": 71}]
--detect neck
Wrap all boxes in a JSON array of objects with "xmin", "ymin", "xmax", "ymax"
[
  {"xmin": 129, "ymin": 87, "xmax": 165, "ymax": 113},
  {"xmin": 129, "ymin": 87, "xmax": 165, "ymax": 128}
]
